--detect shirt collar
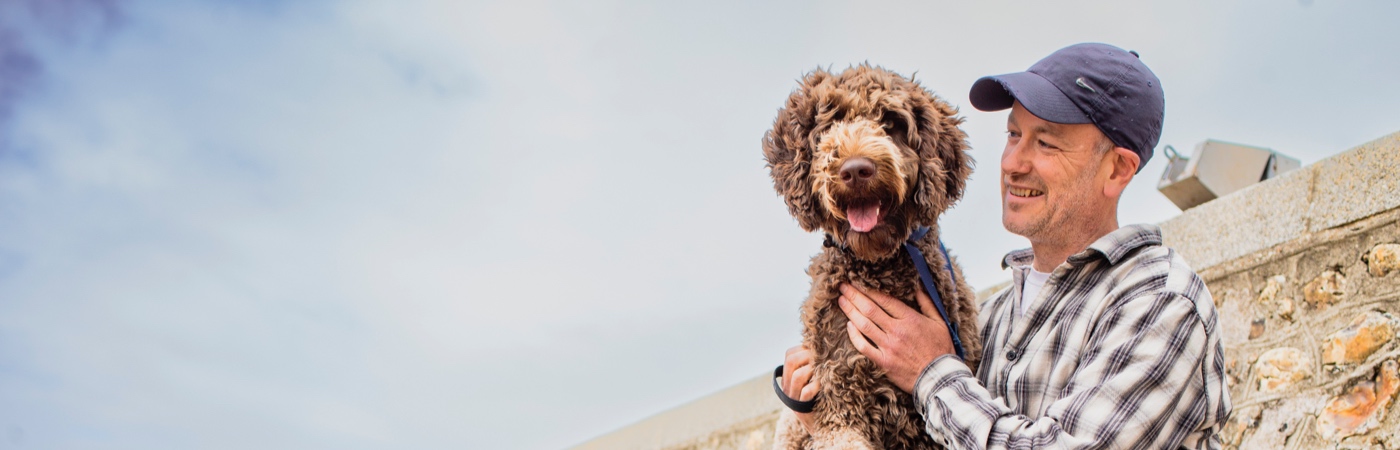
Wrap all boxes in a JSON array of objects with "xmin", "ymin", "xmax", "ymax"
[
  {"xmin": 1001, "ymin": 224, "xmax": 1163, "ymax": 269},
  {"xmin": 1001, "ymin": 248, "xmax": 1035, "ymax": 270}
]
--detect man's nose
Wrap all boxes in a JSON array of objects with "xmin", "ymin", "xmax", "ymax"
[
  {"xmin": 1001, "ymin": 140, "xmax": 1031, "ymax": 176},
  {"xmin": 839, "ymin": 157, "xmax": 876, "ymax": 187}
]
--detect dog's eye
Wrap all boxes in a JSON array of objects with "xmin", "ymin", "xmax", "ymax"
[{"xmin": 881, "ymin": 114, "xmax": 910, "ymax": 141}]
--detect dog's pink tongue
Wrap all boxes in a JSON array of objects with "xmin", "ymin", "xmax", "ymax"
[{"xmin": 847, "ymin": 204, "xmax": 880, "ymax": 232}]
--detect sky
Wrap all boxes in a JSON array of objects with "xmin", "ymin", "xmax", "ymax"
[{"xmin": 0, "ymin": 0, "xmax": 1397, "ymax": 449}]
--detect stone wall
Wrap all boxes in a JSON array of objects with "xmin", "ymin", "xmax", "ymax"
[
  {"xmin": 573, "ymin": 130, "xmax": 1400, "ymax": 449},
  {"xmin": 1204, "ymin": 207, "xmax": 1400, "ymax": 449},
  {"xmin": 1166, "ymin": 131, "xmax": 1400, "ymax": 449}
]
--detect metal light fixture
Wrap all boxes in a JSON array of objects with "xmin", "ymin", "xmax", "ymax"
[{"xmin": 1157, "ymin": 139, "xmax": 1300, "ymax": 211}]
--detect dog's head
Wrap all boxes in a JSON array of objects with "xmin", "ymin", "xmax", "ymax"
[{"xmin": 763, "ymin": 65, "xmax": 972, "ymax": 261}]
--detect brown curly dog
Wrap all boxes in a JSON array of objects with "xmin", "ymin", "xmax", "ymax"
[{"xmin": 762, "ymin": 65, "xmax": 982, "ymax": 450}]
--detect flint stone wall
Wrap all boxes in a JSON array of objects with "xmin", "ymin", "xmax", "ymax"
[
  {"xmin": 1176, "ymin": 131, "xmax": 1400, "ymax": 449},
  {"xmin": 573, "ymin": 130, "xmax": 1400, "ymax": 450}
]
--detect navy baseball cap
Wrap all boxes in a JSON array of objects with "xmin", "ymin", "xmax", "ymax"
[{"xmin": 969, "ymin": 43, "xmax": 1164, "ymax": 172}]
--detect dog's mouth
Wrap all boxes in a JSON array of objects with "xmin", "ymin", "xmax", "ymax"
[{"xmin": 843, "ymin": 198, "xmax": 886, "ymax": 233}]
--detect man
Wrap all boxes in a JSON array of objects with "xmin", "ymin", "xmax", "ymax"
[{"xmin": 778, "ymin": 43, "xmax": 1231, "ymax": 449}]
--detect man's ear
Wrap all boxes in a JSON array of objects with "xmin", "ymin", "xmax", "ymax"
[{"xmin": 1103, "ymin": 147, "xmax": 1139, "ymax": 198}]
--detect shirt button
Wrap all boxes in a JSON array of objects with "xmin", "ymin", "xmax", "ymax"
[{"xmin": 1006, "ymin": 350, "xmax": 1019, "ymax": 361}]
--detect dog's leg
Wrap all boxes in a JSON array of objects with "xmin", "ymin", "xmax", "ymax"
[{"xmin": 772, "ymin": 409, "xmax": 811, "ymax": 450}]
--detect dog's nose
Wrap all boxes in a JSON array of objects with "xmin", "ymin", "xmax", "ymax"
[{"xmin": 839, "ymin": 157, "xmax": 876, "ymax": 186}]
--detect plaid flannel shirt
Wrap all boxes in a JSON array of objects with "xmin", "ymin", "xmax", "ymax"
[{"xmin": 914, "ymin": 224, "xmax": 1231, "ymax": 449}]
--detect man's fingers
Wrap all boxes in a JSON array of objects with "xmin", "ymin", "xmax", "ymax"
[
  {"xmin": 782, "ymin": 362, "xmax": 803, "ymax": 394},
  {"xmin": 781, "ymin": 358, "xmax": 797, "ymax": 394},
  {"xmin": 838, "ymin": 288, "xmax": 892, "ymax": 329},
  {"xmin": 799, "ymin": 379, "xmax": 820, "ymax": 402},
  {"xmin": 791, "ymin": 364, "xmax": 813, "ymax": 384},
  {"xmin": 840, "ymin": 296, "xmax": 888, "ymax": 341},
  {"xmin": 847, "ymin": 321, "xmax": 883, "ymax": 360},
  {"xmin": 869, "ymin": 287, "xmax": 917, "ymax": 319},
  {"xmin": 842, "ymin": 283, "xmax": 912, "ymax": 320},
  {"xmin": 788, "ymin": 365, "xmax": 814, "ymax": 398},
  {"xmin": 782, "ymin": 346, "xmax": 815, "ymax": 396},
  {"xmin": 784, "ymin": 346, "xmax": 813, "ymax": 369}
]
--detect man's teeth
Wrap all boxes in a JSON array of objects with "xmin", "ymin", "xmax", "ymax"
[{"xmin": 1009, "ymin": 187, "xmax": 1044, "ymax": 197}]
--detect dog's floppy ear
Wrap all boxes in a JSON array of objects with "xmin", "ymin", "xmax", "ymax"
[
  {"xmin": 907, "ymin": 88, "xmax": 973, "ymax": 226},
  {"xmin": 763, "ymin": 69, "xmax": 833, "ymax": 232}
]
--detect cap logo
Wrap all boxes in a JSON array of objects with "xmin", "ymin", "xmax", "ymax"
[{"xmin": 1075, "ymin": 77, "xmax": 1096, "ymax": 93}]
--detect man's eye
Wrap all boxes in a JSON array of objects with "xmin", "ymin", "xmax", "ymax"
[
  {"xmin": 1007, "ymin": 130, "xmax": 1021, "ymax": 139},
  {"xmin": 1038, "ymin": 139, "xmax": 1057, "ymax": 150}
]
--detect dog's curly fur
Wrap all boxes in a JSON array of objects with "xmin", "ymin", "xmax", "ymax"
[{"xmin": 763, "ymin": 65, "xmax": 982, "ymax": 449}]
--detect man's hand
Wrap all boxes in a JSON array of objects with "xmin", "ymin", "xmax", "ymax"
[
  {"xmin": 837, "ymin": 283, "xmax": 955, "ymax": 393},
  {"xmin": 781, "ymin": 345, "xmax": 820, "ymax": 432}
]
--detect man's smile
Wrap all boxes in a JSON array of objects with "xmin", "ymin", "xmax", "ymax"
[{"xmin": 1006, "ymin": 185, "xmax": 1045, "ymax": 198}]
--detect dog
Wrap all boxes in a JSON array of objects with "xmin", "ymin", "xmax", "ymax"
[{"xmin": 762, "ymin": 65, "xmax": 982, "ymax": 449}]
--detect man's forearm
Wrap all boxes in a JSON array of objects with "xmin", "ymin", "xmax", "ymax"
[{"xmin": 912, "ymin": 297, "xmax": 1218, "ymax": 449}]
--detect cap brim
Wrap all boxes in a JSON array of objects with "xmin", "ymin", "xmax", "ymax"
[{"xmin": 969, "ymin": 72, "xmax": 1091, "ymax": 124}]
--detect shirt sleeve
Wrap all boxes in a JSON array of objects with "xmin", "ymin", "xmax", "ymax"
[{"xmin": 913, "ymin": 293, "xmax": 1213, "ymax": 450}]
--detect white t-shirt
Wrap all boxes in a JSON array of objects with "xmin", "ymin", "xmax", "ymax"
[{"xmin": 1020, "ymin": 268, "xmax": 1052, "ymax": 317}]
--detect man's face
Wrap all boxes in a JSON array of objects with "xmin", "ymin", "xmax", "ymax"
[{"xmin": 1000, "ymin": 102, "xmax": 1114, "ymax": 242}]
